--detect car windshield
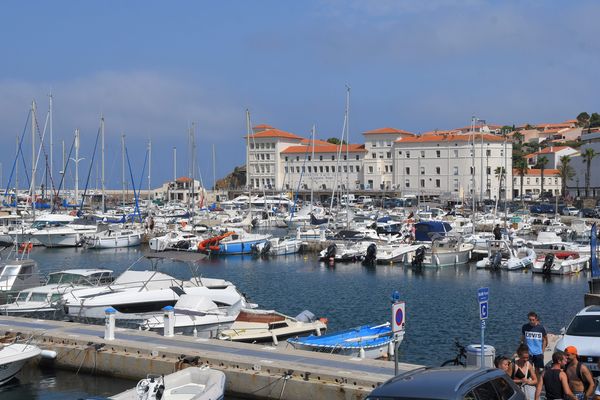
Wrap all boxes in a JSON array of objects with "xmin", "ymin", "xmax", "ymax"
[{"xmin": 566, "ymin": 315, "xmax": 600, "ymax": 337}]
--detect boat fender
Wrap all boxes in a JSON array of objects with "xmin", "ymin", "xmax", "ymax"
[
  {"xmin": 40, "ymin": 349, "xmax": 57, "ymax": 359},
  {"xmin": 359, "ymin": 347, "xmax": 365, "ymax": 359}
]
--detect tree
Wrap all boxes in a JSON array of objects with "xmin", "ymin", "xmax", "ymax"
[
  {"xmin": 558, "ymin": 155, "xmax": 575, "ymax": 198},
  {"xmin": 582, "ymin": 147, "xmax": 597, "ymax": 197},
  {"xmin": 494, "ymin": 166, "xmax": 506, "ymax": 202},
  {"xmin": 536, "ymin": 156, "xmax": 549, "ymax": 198},
  {"xmin": 576, "ymin": 112, "xmax": 590, "ymax": 128},
  {"xmin": 590, "ymin": 112, "xmax": 600, "ymax": 128},
  {"xmin": 501, "ymin": 125, "xmax": 515, "ymax": 133},
  {"xmin": 326, "ymin": 138, "xmax": 347, "ymax": 145},
  {"xmin": 515, "ymin": 159, "xmax": 529, "ymax": 201},
  {"xmin": 512, "ymin": 131, "xmax": 524, "ymax": 144}
]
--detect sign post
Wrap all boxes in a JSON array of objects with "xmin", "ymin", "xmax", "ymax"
[
  {"xmin": 477, "ymin": 287, "xmax": 489, "ymax": 368},
  {"xmin": 391, "ymin": 290, "xmax": 406, "ymax": 375}
]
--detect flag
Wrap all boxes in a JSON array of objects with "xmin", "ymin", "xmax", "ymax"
[{"xmin": 591, "ymin": 223, "xmax": 600, "ymax": 278}]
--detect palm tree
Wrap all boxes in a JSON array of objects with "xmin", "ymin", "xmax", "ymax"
[
  {"xmin": 515, "ymin": 159, "xmax": 529, "ymax": 201},
  {"xmin": 558, "ymin": 156, "xmax": 575, "ymax": 198},
  {"xmin": 582, "ymin": 148, "xmax": 597, "ymax": 197},
  {"xmin": 536, "ymin": 155, "xmax": 549, "ymax": 198},
  {"xmin": 512, "ymin": 131, "xmax": 524, "ymax": 144},
  {"xmin": 494, "ymin": 166, "xmax": 505, "ymax": 202}
]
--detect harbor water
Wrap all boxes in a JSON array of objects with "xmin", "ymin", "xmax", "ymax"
[{"xmin": 0, "ymin": 243, "xmax": 590, "ymax": 398}]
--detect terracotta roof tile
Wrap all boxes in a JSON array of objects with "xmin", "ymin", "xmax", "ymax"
[
  {"xmin": 300, "ymin": 138, "xmax": 330, "ymax": 146},
  {"xmin": 281, "ymin": 144, "xmax": 366, "ymax": 154},
  {"xmin": 176, "ymin": 176, "xmax": 192, "ymax": 182},
  {"xmin": 512, "ymin": 168, "xmax": 560, "ymax": 176},
  {"xmin": 253, "ymin": 124, "xmax": 274, "ymax": 130},
  {"xmin": 246, "ymin": 129, "xmax": 303, "ymax": 140},
  {"xmin": 363, "ymin": 127, "xmax": 415, "ymax": 136}
]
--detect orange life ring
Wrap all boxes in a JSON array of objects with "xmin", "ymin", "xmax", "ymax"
[{"xmin": 18, "ymin": 242, "xmax": 33, "ymax": 253}]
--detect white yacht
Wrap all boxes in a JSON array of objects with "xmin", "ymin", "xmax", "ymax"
[
  {"xmin": 84, "ymin": 226, "xmax": 144, "ymax": 249},
  {"xmin": 0, "ymin": 269, "xmax": 114, "ymax": 316},
  {"xmin": 0, "ymin": 258, "xmax": 41, "ymax": 300},
  {"xmin": 31, "ymin": 217, "xmax": 98, "ymax": 247},
  {"xmin": 0, "ymin": 343, "xmax": 42, "ymax": 386}
]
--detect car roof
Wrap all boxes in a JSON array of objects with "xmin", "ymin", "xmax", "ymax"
[
  {"xmin": 576, "ymin": 305, "xmax": 600, "ymax": 316},
  {"xmin": 369, "ymin": 367, "xmax": 504, "ymax": 398}
]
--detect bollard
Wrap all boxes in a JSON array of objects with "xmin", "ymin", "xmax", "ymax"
[
  {"xmin": 104, "ymin": 307, "xmax": 116, "ymax": 341},
  {"xmin": 359, "ymin": 347, "xmax": 365, "ymax": 359},
  {"xmin": 387, "ymin": 341, "xmax": 394, "ymax": 357},
  {"xmin": 163, "ymin": 306, "xmax": 175, "ymax": 337}
]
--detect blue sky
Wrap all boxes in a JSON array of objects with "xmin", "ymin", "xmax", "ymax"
[{"xmin": 1, "ymin": 1, "xmax": 599, "ymax": 190}]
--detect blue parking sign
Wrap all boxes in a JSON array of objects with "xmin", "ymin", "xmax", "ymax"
[{"xmin": 480, "ymin": 301, "xmax": 488, "ymax": 320}]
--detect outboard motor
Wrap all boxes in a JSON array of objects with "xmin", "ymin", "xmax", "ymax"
[
  {"xmin": 362, "ymin": 243, "xmax": 377, "ymax": 266},
  {"xmin": 260, "ymin": 240, "xmax": 271, "ymax": 256},
  {"xmin": 412, "ymin": 246, "xmax": 426, "ymax": 268},
  {"xmin": 490, "ymin": 251, "xmax": 503, "ymax": 270},
  {"xmin": 173, "ymin": 240, "xmax": 190, "ymax": 250},
  {"xmin": 323, "ymin": 243, "xmax": 337, "ymax": 261},
  {"xmin": 542, "ymin": 253, "xmax": 555, "ymax": 274}
]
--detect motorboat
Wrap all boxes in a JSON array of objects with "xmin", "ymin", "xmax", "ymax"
[
  {"xmin": 0, "ymin": 343, "xmax": 42, "ymax": 386},
  {"xmin": 287, "ymin": 322, "xmax": 397, "ymax": 359},
  {"xmin": 475, "ymin": 240, "xmax": 536, "ymax": 271},
  {"xmin": 319, "ymin": 241, "xmax": 376, "ymax": 263},
  {"xmin": 526, "ymin": 231, "xmax": 564, "ymax": 250},
  {"xmin": 0, "ymin": 258, "xmax": 41, "ymax": 301},
  {"xmin": 410, "ymin": 236, "xmax": 474, "ymax": 267},
  {"xmin": 139, "ymin": 294, "xmax": 238, "ymax": 337},
  {"xmin": 253, "ymin": 237, "xmax": 303, "ymax": 256},
  {"xmin": 218, "ymin": 309, "xmax": 327, "ymax": 343},
  {"xmin": 532, "ymin": 252, "xmax": 588, "ymax": 275},
  {"xmin": 375, "ymin": 243, "xmax": 424, "ymax": 264},
  {"xmin": 84, "ymin": 227, "xmax": 144, "ymax": 249},
  {"xmin": 149, "ymin": 231, "xmax": 200, "ymax": 252},
  {"xmin": 200, "ymin": 230, "xmax": 270, "ymax": 255},
  {"xmin": 30, "ymin": 221, "xmax": 98, "ymax": 247},
  {"xmin": 0, "ymin": 269, "xmax": 114, "ymax": 316},
  {"xmin": 64, "ymin": 271, "xmax": 250, "ymax": 324},
  {"xmin": 110, "ymin": 366, "xmax": 226, "ymax": 400}
]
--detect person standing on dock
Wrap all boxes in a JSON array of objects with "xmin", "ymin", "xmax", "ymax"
[
  {"xmin": 521, "ymin": 311, "xmax": 548, "ymax": 376},
  {"xmin": 564, "ymin": 346, "xmax": 595, "ymax": 400},
  {"xmin": 535, "ymin": 351, "xmax": 577, "ymax": 400}
]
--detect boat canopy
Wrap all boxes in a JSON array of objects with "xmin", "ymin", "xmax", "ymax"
[{"xmin": 414, "ymin": 221, "xmax": 452, "ymax": 242}]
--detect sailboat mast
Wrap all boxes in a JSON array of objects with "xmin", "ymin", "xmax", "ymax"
[
  {"xmin": 31, "ymin": 100, "xmax": 36, "ymax": 216},
  {"xmin": 310, "ymin": 125, "xmax": 315, "ymax": 211},
  {"xmin": 74, "ymin": 128, "xmax": 80, "ymax": 205},
  {"xmin": 101, "ymin": 116, "xmax": 106, "ymax": 212},
  {"xmin": 148, "ymin": 139, "xmax": 152, "ymax": 201},
  {"xmin": 245, "ymin": 109, "xmax": 252, "ymax": 206},
  {"xmin": 15, "ymin": 136, "xmax": 19, "ymax": 201},
  {"xmin": 190, "ymin": 122, "xmax": 196, "ymax": 213},
  {"xmin": 173, "ymin": 147, "xmax": 177, "ymax": 181},
  {"xmin": 344, "ymin": 86, "xmax": 350, "ymax": 228},
  {"xmin": 121, "ymin": 133, "xmax": 125, "ymax": 208},
  {"xmin": 49, "ymin": 93, "xmax": 53, "ymax": 206},
  {"xmin": 212, "ymin": 144, "xmax": 216, "ymax": 191}
]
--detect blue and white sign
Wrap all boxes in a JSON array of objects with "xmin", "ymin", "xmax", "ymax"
[
  {"xmin": 479, "ymin": 301, "xmax": 488, "ymax": 320},
  {"xmin": 391, "ymin": 301, "xmax": 406, "ymax": 333},
  {"xmin": 477, "ymin": 287, "xmax": 489, "ymax": 303}
]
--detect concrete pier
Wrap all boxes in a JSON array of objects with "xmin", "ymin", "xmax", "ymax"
[{"xmin": 0, "ymin": 316, "xmax": 419, "ymax": 399}]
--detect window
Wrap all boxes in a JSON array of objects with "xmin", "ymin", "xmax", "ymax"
[
  {"xmin": 356, "ymin": 166, "xmax": 360, "ymax": 172},
  {"xmin": 470, "ymin": 166, "xmax": 475, "ymax": 175},
  {"xmin": 398, "ymin": 151, "xmax": 402, "ymax": 156},
  {"xmin": 308, "ymin": 166, "xmax": 311, "ymax": 173},
  {"xmin": 331, "ymin": 155, "xmax": 335, "ymax": 160},
  {"xmin": 436, "ymin": 150, "xmax": 441, "ymax": 158},
  {"xmin": 436, "ymin": 179, "xmax": 441, "ymax": 188},
  {"xmin": 266, "ymin": 154, "xmax": 270, "ymax": 160},
  {"xmin": 350, "ymin": 166, "xmax": 354, "ymax": 172},
  {"xmin": 368, "ymin": 166, "xmax": 374, "ymax": 173},
  {"xmin": 387, "ymin": 152, "xmax": 391, "ymax": 158},
  {"xmin": 384, "ymin": 166, "xmax": 388, "ymax": 173},
  {"xmin": 454, "ymin": 149, "xmax": 459, "ymax": 157},
  {"xmin": 421, "ymin": 150, "xmax": 425, "ymax": 158},
  {"xmin": 250, "ymin": 143, "xmax": 254, "ymax": 149},
  {"xmin": 296, "ymin": 166, "xmax": 300, "ymax": 173},
  {"xmin": 301, "ymin": 166, "xmax": 305, "ymax": 173},
  {"xmin": 454, "ymin": 166, "xmax": 459, "ymax": 175},
  {"xmin": 487, "ymin": 167, "xmax": 491, "ymax": 175},
  {"xmin": 325, "ymin": 166, "xmax": 329, "ymax": 173},
  {"xmin": 344, "ymin": 166, "xmax": 347, "ymax": 173},
  {"xmin": 331, "ymin": 166, "xmax": 335, "ymax": 173},
  {"xmin": 343, "ymin": 155, "xmax": 347, "ymax": 160},
  {"xmin": 420, "ymin": 167, "xmax": 425, "ymax": 175},
  {"xmin": 319, "ymin": 155, "xmax": 323, "ymax": 161},
  {"xmin": 406, "ymin": 167, "xmax": 410, "ymax": 174},
  {"xmin": 406, "ymin": 151, "xmax": 410, "ymax": 158},
  {"xmin": 420, "ymin": 179, "xmax": 425, "ymax": 187},
  {"xmin": 308, "ymin": 156, "xmax": 311, "ymax": 161},
  {"xmin": 372, "ymin": 153, "xmax": 376, "ymax": 159},
  {"xmin": 405, "ymin": 179, "xmax": 410, "ymax": 188},
  {"xmin": 454, "ymin": 179, "xmax": 459, "ymax": 191},
  {"xmin": 260, "ymin": 154, "xmax": 265, "ymax": 160},
  {"xmin": 386, "ymin": 141, "xmax": 391, "ymax": 147},
  {"xmin": 389, "ymin": 166, "xmax": 393, "ymax": 172},
  {"xmin": 320, "ymin": 166, "xmax": 323, "ymax": 173},
  {"xmin": 436, "ymin": 167, "xmax": 441, "ymax": 174},
  {"xmin": 486, "ymin": 149, "xmax": 491, "ymax": 156},
  {"xmin": 285, "ymin": 156, "xmax": 288, "ymax": 162},
  {"xmin": 379, "ymin": 153, "xmax": 384, "ymax": 159},
  {"xmin": 296, "ymin": 156, "xmax": 300, "ymax": 161},
  {"xmin": 492, "ymin": 377, "xmax": 515, "ymax": 400},
  {"xmin": 536, "ymin": 178, "xmax": 539, "ymax": 183},
  {"xmin": 473, "ymin": 381, "xmax": 500, "ymax": 400},
  {"xmin": 260, "ymin": 143, "xmax": 265, "ymax": 149}
]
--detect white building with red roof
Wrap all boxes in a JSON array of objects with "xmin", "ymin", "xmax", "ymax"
[{"xmin": 525, "ymin": 146, "xmax": 579, "ymax": 169}]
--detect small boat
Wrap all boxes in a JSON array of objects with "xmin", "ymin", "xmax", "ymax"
[
  {"xmin": 375, "ymin": 243, "xmax": 423, "ymax": 264},
  {"xmin": 218, "ymin": 309, "xmax": 327, "ymax": 343},
  {"xmin": 532, "ymin": 252, "xmax": 588, "ymax": 275},
  {"xmin": 287, "ymin": 322, "xmax": 398, "ymax": 359},
  {"xmin": 410, "ymin": 236, "xmax": 474, "ymax": 267},
  {"xmin": 0, "ymin": 343, "xmax": 42, "ymax": 385},
  {"xmin": 253, "ymin": 237, "xmax": 303, "ymax": 256},
  {"xmin": 84, "ymin": 227, "xmax": 143, "ymax": 249},
  {"xmin": 149, "ymin": 231, "xmax": 200, "ymax": 252},
  {"xmin": 0, "ymin": 258, "xmax": 41, "ymax": 301},
  {"xmin": 476, "ymin": 240, "xmax": 536, "ymax": 271},
  {"xmin": 110, "ymin": 366, "xmax": 226, "ymax": 400},
  {"xmin": 200, "ymin": 230, "xmax": 270, "ymax": 255}
]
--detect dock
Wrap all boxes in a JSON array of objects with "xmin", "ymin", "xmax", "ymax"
[{"xmin": 0, "ymin": 316, "xmax": 419, "ymax": 399}]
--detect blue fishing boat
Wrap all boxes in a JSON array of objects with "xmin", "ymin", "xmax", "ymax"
[
  {"xmin": 201, "ymin": 230, "xmax": 270, "ymax": 255},
  {"xmin": 287, "ymin": 322, "xmax": 398, "ymax": 359}
]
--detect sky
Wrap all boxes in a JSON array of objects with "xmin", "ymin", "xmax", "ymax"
[{"xmin": 1, "ymin": 0, "xmax": 599, "ymax": 190}]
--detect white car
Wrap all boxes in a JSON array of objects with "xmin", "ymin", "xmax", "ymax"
[
  {"xmin": 562, "ymin": 206, "xmax": 579, "ymax": 216},
  {"xmin": 555, "ymin": 305, "xmax": 600, "ymax": 377}
]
